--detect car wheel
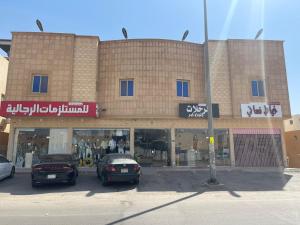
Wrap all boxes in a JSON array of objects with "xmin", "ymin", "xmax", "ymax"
[
  {"xmin": 9, "ymin": 166, "xmax": 15, "ymax": 178},
  {"xmin": 101, "ymin": 174, "xmax": 108, "ymax": 186}
]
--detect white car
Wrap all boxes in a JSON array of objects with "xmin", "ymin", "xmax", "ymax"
[{"xmin": 0, "ymin": 155, "xmax": 15, "ymax": 180}]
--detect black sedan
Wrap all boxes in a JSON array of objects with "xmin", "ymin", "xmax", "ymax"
[
  {"xmin": 31, "ymin": 154, "xmax": 78, "ymax": 187},
  {"xmin": 97, "ymin": 154, "xmax": 141, "ymax": 186}
]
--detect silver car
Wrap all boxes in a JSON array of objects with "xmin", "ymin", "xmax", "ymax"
[{"xmin": 0, "ymin": 155, "xmax": 15, "ymax": 180}]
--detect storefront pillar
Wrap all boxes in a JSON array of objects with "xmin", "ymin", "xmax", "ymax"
[
  {"xmin": 280, "ymin": 128, "xmax": 288, "ymax": 167},
  {"xmin": 6, "ymin": 125, "xmax": 15, "ymax": 161},
  {"xmin": 67, "ymin": 128, "xmax": 73, "ymax": 154},
  {"xmin": 229, "ymin": 128, "xmax": 235, "ymax": 167},
  {"xmin": 130, "ymin": 128, "xmax": 134, "ymax": 156},
  {"xmin": 171, "ymin": 128, "xmax": 176, "ymax": 167}
]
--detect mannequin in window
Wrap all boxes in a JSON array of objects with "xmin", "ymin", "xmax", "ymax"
[
  {"xmin": 193, "ymin": 135, "xmax": 198, "ymax": 151},
  {"xmin": 100, "ymin": 136, "xmax": 109, "ymax": 157},
  {"xmin": 117, "ymin": 139, "xmax": 125, "ymax": 154},
  {"xmin": 108, "ymin": 136, "xmax": 116, "ymax": 153}
]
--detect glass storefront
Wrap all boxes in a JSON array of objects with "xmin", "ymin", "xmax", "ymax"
[
  {"xmin": 13, "ymin": 127, "xmax": 230, "ymax": 168},
  {"xmin": 214, "ymin": 129, "xmax": 230, "ymax": 166},
  {"xmin": 15, "ymin": 128, "xmax": 49, "ymax": 168},
  {"xmin": 72, "ymin": 129, "xmax": 130, "ymax": 167},
  {"xmin": 134, "ymin": 129, "xmax": 171, "ymax": 167},
  {"xmin": 175, "ymin": 129, "xmax": 230, "ymax": 167},
  {"xmin": 14, "ymin": 128, "xmax": 69, "ymax": 168}
]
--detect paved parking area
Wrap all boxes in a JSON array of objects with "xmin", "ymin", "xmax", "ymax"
[{"xmin": 0, "ymin": 169, "xmax": 300, "ymax": 225}]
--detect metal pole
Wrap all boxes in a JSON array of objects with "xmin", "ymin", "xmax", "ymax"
[{"xmin": 203, "ymin": 0, "xmax": 218, "ymax": 184}]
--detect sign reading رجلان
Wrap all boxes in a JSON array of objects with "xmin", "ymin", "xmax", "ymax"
[
  {"xmin": 241, "ymin": 103, "xmax": 282, "ymax": 118},
  {"xmin": 0, "ymin": 101, "xmax": 98, "ymax": 117},
  {"xmin": 179, "ymin": 103, "xmax": 220, "ymax": 118}
]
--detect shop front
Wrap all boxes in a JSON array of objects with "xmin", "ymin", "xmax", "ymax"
[
  {"xmin": 13, "ymin": 128, "xmax": 69, "ymax": 168},
  {"xmin": 72, "ymin": 129, "xmax": 130, "ymax": 167},
  {"xmin": 233, "ymin": 128, "xmax": 284, "ymax": 167},
  {"xmin": 134, "ymin": 129, "xmax": 171, "ymax": 167},
  {"xmin": 175, "ymin": 129, "xmax": 230, "ymax": 167},
  {"xmin": 2, "ymin": 101, "xmax": 287, "ymax": 169}
]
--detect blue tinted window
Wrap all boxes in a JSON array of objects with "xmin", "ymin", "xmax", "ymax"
[
  {"xmin": 32, "ymin": 75, "xmax": 48, "ymax": 93},
  {"xmin": 120, "ymin": 80, "xmax": 127, "ymax": 96},
  {"xmin": 177, "ymin": 80, "xmax": 182, "ymax": 96},
  {"xmin": 252, "ymin": 80, "xmax": 265, "ymax": 97},
  {"xmin": 128, "ymin": 80, "xmax": 134, "ymax": 96},
  {"xmin": 258, "ymin": 80, "xmax": 265, "ymax": 96},
  {"xmin": 183, "ymin": 81, "xmax": 189, "ymax": 97},
  {"xmin": 252, "ymin": 81, "xmax": 258, "ymax": 96},
  {"xmin": 177, "ymin": 80, "xmax": 189, "ymax": 97},
  {"xmin": 120, "ymin": 79, "xmax": 134, "ymax": 96},
  {"xmin": 32, "ymin": 76, "xmax": 41, "ymax": 93},
  {"xmin": 40, "ymin": 76, "xmax": 48, "ymax": 93}
]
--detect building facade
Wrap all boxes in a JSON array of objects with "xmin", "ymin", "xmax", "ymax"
[
  {"xmin": 0, "ymin": 56, "xmax": 9, "ymax": 156},
  {"xmin": 0, "ymin": 32, "xmax": 291, "ymax": 168},
  {"xmin": 284, "ymin": 115, "xmax": 300, "ymax": 168}
]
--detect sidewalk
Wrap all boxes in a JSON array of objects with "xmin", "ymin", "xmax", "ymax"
[{"xmin": 15, "ymin": 166, "xmax": 300, "ymax": 174}]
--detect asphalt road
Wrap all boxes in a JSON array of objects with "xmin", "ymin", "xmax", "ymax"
[{"xmin": 0, "ymin": 169, "xmax": 300, "ymax": 225}]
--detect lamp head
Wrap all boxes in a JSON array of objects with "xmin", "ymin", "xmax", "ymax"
[{"xmin": 122, "ymin": 28, "xmax": 128, "ymax": 39}]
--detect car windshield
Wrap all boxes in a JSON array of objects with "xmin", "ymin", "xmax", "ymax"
[{"xmin": 38, "ymin": 154, "xmax": 74, "ymax": 163}]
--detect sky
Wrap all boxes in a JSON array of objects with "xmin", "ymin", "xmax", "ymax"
[{"xmin": 0, "ymin": 0, "xmax": 299, "ymax": 115}]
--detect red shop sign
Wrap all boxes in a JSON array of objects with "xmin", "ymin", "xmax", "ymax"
[{"xmin": 0, "ymin": 101, "xmax": 98, "ymax": 117}]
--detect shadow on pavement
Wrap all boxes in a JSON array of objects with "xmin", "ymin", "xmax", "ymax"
[
  {"xmin": 105, "ymin": 190, "xmax": 206, "ymax": 225},
  {"xmin": 0, "ymin": 168, "xmax": 294, "ymax": 196}
]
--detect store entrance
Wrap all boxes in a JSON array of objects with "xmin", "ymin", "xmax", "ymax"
[
  {"xmin": 72, "ymin": 129, "xmax": 130, "ymax": 167},
  {"xmin": 134, "ymin": 129, "xmax": 171, "ymax": 167},
  {"xmin": 175, "ymin": 129, "xmax": 230, "ymax": 167}
]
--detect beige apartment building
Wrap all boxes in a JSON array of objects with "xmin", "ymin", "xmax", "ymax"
[
  {"xmin": 284, "ymin": 115, "xmax": 300, "ymax": 168},
  {"xmin": 0, "ymin": 32, "xmax": 291, "ymax": 168},
  {"xmin": 0, "ymin": 56, "xmax": 9, "ymax": 156}
]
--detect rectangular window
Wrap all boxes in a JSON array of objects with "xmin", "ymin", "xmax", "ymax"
[
  {"xmin": 177, "ymin": 80, "xmax": 189, "ymax": 97},
  {"xmin": 120, "ymin": 79, "xmax": 134, "ymax": 96},
  {"xmin": 32, "ymin": 75, "xmax": 48, "ymax": 93},
  {"xmin": 251, "ymin": 80, "xmax": 265, "ymax": 97}
]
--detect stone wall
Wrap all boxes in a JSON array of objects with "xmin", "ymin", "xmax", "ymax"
[
  {"xmin": 98, "ymin": 40, "xmax": 205, "ymax": 117},
  {"xmin": 6, "ymin": 32, "xmax": 75, "ymax": 101}
]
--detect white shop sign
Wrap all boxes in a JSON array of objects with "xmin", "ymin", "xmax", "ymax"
[{"xmin": 241, "ymin": 103, "xmax": 282, "ymax": 118}]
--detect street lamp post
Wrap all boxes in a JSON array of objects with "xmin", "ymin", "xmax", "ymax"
[{"xmin": 203, "ymin": 0, "xmax": 218, "ymax": 184}]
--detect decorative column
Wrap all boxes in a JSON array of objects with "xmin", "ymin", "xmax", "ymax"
[
  {"xmin": 280, "ymin": 128, "xmax": 288, "ymax": 167},
  {"xmin": 67, "ymin": 127, "xmax": 73, "ymax": 154},
  {"xmin": 6, "ymin": 125, "xmax": 15, "ymax": 161},
  {"xmin": 171, "ymin": 128, "xmax": 176, "ymax": 167},
  {"xmin": 229, "ymin": 128, "xmax": 235, "ymax": 167},
  {"xmin": 130, "ymin": 128, "xmax": 135, "ymax": 156}
]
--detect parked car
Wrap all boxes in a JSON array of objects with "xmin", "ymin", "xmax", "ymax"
[
  {"xmin": 97, "ymin": 154, "xmax": 141, "ymax": 186},
  {"xmin": 0, "ymin": 155, "xmax": 15, "ymax": 180},
  {"xmin": 31, "ymin": 154, "xmax": 79, "ymax": 187}
]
